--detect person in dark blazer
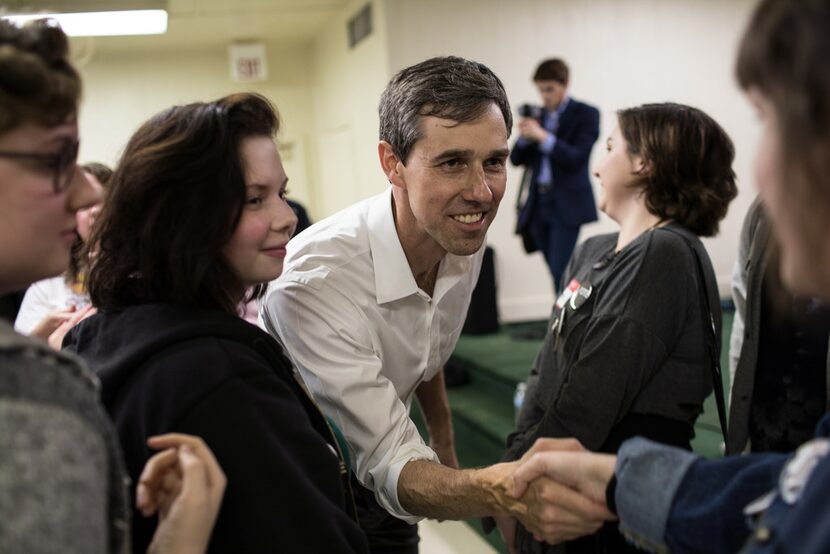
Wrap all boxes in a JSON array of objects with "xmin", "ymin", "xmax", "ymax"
[{"xmin": 511, "ymin": 58, "xmax": 599, "ymax": 292}]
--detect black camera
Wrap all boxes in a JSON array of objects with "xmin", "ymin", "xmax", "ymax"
[{"xmin": 518, "ymin": 103, "xmax": 543, "ymax": 119}]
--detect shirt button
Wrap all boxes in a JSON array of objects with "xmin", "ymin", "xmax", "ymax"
[{"xmin": 754, "ymin": 526, "xmax": 772, "ymax": 543}]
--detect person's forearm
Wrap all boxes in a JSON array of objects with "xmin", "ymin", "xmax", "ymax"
[
  {"xmin": 398, "ymin": 459, "xmax": 521, "ymax": 520},
  {"xmin": 415, "ymin": 369, "xmax": 453, "ymax": 447}
]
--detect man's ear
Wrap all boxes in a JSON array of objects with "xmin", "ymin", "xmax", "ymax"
[{"xmin": 378, "ymin": 141, "xmax": 405, "ymax": 187}]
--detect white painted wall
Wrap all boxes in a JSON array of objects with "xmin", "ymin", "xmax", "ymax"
[
  {"xmin": 307, "ymin": 0, "xmax": 392, "ymax": 217},
  {"xmin": 73, "ymin": 40, "xmax": 317, "ymax": 208},
  {"xmin": 385, "ymin": 0, "xmax": 760, "ymax": 321},
  {"xmin": 71, "ymin": 0, "xmax": 762, "ymax": 322}
]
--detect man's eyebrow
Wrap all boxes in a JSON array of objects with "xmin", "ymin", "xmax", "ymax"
[
  {"xmin": 430, "ymin": 149, "xmax": 473, "ymax": 163},
  {"xmin": 432, "ymin": 147, "xmax": 510, "ymax": 161}
]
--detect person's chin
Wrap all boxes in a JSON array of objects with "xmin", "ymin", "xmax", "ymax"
[
  {"xmin": 265, "ymin": 261, "xmax": 285, "ymax": 281},
  {"xmin": 445, "ymin": 236, "xmax": 486, "ymax": 257},
  {"xmin": 599, "ymin": 202, "xmax": 617, "ymax": 221},
  {"xmin": 244, "ymin": 265, "xmax": 284, "ymax": 287},
  {"xmin": 30, "ymin": 256, "xmax": 69, "ymax": 287}
]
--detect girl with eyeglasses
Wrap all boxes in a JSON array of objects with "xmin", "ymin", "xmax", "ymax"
[{"xmin": 0, "ymin": 18, "xmax": 225, "ymax": 554}]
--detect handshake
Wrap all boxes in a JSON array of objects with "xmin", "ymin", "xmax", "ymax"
[{"xmin": 485, "ymin": 438, "xmax": 618, "ymax": 554}]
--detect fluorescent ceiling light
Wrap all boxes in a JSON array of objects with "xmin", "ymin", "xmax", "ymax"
[{"xmin": 3, "ymin": 9, "xmax": 168, "ymax": 37}]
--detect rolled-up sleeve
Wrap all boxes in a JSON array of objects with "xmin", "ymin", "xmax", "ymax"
[
  {"xmin": 615, "ymin": 438, "xmax": 698, "ymax": 553},
  {"xmin": 262, "ymin": 279, "xmax": 438, "ymax": 522},
  {"xmin": 615, "ymin": 437, "xmax": 787, "ymax": 554}
]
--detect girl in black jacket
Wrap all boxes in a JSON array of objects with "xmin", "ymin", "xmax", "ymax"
[{"xmin": 65, "ymin": 93, "xmax": 368, "ymax": 554}]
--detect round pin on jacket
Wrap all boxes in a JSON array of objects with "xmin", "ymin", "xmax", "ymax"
[
  {"xmin": 569, "ymin": 283, "xmax": 593, "ymax": 310},
  {"xmin": 779, "ymin": 438, "xmax": 830, "ymax": 504}
]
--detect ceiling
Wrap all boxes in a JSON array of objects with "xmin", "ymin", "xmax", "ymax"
[{"xmin": 2, "ymin": 0, "xmax": 353, "ymax": 51}]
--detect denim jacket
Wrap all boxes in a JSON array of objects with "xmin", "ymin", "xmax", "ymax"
[{"xmin": 616, "ymin": 414, "xmax": 830, "ymax": 553}]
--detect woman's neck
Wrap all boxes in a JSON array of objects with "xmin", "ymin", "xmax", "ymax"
[{"xmin": 614, "ymin": 202, "xmax": 665, "ymax": 252}]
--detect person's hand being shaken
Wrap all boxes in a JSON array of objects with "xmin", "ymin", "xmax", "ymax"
[
  {"xmin": 480, "ymin": 438, "xmax": 615, "ymax": 547},
  {"xmin": 511, "ymin": 438, "xmax": 618, "ymax": 545},
  {"xmin": 138, "ymin": 433, "xmax": 227, "ymax": 554},
  {"xmin": 518, "ymin": 117, "xmax": 550, "ymax": 143}
]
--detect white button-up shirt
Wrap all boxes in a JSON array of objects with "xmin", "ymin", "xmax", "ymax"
[{"xmin": 261, "ymin": 188, "xmax": 483, "ymax": 522}]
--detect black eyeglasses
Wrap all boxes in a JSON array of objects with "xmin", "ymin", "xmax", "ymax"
[{"xmin": 0, "ymin": 139, "xmax": 80, "ymax": 194}]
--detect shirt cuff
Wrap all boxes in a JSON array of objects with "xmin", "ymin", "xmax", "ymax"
[
  {"xmin": 538, "ymin": 133, "xmax": 556, "ymax": 154},
  {"xmin": 374, "ymin": 443, "xmax": 440, "ymax": 524},
  {"xmin": 614, "ymin": 437, "xmax": 699, "ymax": 554}
]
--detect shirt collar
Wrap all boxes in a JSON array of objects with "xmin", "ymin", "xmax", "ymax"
[
  {"xmin": 367, "ymin": 188, "xmax": 420, "ymax": 304},
  {"xmin": 557, "ymin": 95, "xmax": 571, "ymax": 115},
  {"xmin": 367, "ymin": 187, "xmax": 475, "ymax": 305}
]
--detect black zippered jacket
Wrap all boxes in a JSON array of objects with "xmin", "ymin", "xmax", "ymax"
[{"xmin": 65, "ymin": 303, "xmax": 368, "ymax": 554}]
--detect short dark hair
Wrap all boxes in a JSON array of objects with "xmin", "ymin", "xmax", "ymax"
[
  {"xmin": 66, "ymin": 162, "xmax": 114, "ymax": 285},
  {"xmin": 736, "ymin": 0, "xmax": 830, "ymax": 206},
  {"xmin": 81, "ymin": 162, "xmax": 113, "ymax": 185},
  {"xmin": 88, "ymin": 93, "xmax": 280, "ymax": 314},
  {"xmin": 0, "ymin": 18, "xmax": 80, "ymax": 134},
  {"xmin": 617, "ymin": 103, "xmax": 737, "ymax": 237},
  {"xmin": 378, "ymin": 55, "xmax": 512, "ymax": 163},
  {"xmin": 533, "ymin": 59, "xmax": 569, "ymax": 85}
]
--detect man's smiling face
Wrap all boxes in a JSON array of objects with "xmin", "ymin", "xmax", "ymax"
[{"xmin": 393, "ymin": 102, "xmax": 509, "ymax": 257}]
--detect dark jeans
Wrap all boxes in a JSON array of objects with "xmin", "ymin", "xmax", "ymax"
[
  {"xmin": 527, "ymin": 209, "xmax": 581, "ymax": 293},
  {"xmin": 351, "ymin": 475, "xmax": 419, "ymax": 554}
]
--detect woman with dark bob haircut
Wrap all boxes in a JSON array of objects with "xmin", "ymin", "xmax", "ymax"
[
  {"xmin": 63, "ymin": 92, "xmax": 369, "ymax": 554},
  {"xmin": 495, "ymin": 102, "xmax": 737, "ymax": 554}
]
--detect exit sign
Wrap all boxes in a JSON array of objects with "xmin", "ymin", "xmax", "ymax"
[{"xmin": 229, "ymin": 42, "xmax": 268, "ymax": 82}]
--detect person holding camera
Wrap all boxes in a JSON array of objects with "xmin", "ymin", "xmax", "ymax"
[{"xmin": 512, "ymin": 59, "xmax": 599, "ymax": 292}]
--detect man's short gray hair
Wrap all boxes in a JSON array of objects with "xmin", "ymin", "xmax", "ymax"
[{"xmin": 378, "ymin": 56, "xmax": 512, "ymax": 163}]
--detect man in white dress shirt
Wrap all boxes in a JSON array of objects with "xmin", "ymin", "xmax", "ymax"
[{"xmin": 262, "ymin": 56, "xmax": 611, "ymax": 552}]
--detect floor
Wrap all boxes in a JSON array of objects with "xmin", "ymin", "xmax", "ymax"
[{"xmin": 419, "ymin": 519, "xmax": 498, "ymax": 553}]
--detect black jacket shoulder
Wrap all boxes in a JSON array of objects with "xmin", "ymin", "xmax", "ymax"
[{"xmin": 65, "ymin": 303, "xmax": 368, "ymax": 554}]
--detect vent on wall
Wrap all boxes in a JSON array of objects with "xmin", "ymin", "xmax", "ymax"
[{"xmin": 347, "ymin": 3, "xmax": 372, "ymax": 49}]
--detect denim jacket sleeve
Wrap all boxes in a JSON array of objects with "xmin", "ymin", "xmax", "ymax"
[
  {"xmin": 615, "ymin": 438, "xmax": 699, "ymax": 553},
  {"xmin": 615, "ymin": 437, "xmax": 787, "ymax": 554}
]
